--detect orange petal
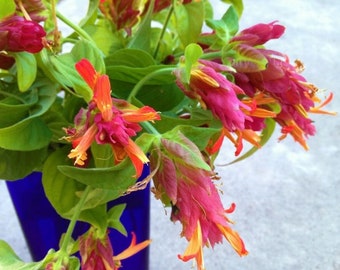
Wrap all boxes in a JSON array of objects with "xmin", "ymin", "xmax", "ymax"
[
  {"xmin": 279, "ymin": 120, "xmax": 309, "ymax": 150},
  {"xmin": 217, "ymin": 224, "xmax": 248, "ymax": 257},
  {"xmin": 310, "ymin": 92, "xmax": 337, "ymax": 115},
  {"xmin": 75, "ymin": 58, "xmax": 99, "ymax": 90},
  {"xmin": 122, "ymin": 106, "xmax": 161, "ymax": 123},
  {"xmin": 205, "ymin": 130, "xmax": 224, "ymax": 155},
  {"xmin": 178, "ymin": 222, "xmax": 205, "ymax": 270},
  {"xmin": 68, "ymin": 124, "xmax": 97, "ymax": 165},
  {"xmin": 94, "ymin": 75, "xmax": 113, "ymax": 122},
  {"xmin": 113, "ymin": 232, "xmax": 151, "ymax": 261},
  {"xmin": 125, "ymin": 138, "xmax": 149, "ymax": 177}
]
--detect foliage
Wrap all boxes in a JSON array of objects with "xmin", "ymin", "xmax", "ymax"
[{"xmin": 0, "ymin": 0, "xmax": 334, "ymax": 269}]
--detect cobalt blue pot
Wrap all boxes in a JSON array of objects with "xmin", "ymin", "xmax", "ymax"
[{"xmin": 6, "ymin": 169, "xmax": 150, "ymax": 269}]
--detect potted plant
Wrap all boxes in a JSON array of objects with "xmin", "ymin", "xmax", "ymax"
[{"xmin": 0, "ymin": 0, "xmax": 335, "ymax": 269}]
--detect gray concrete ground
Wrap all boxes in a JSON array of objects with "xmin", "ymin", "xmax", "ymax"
[{"xmin": 1, "ymin": 0, "xmax": 339, "ymax": 269}]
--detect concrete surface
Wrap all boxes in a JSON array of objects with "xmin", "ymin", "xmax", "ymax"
[{"xmin": 0, "ymin": 0, "xmax": 339, "ymax": 269}]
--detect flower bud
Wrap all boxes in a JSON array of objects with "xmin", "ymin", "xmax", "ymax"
[{"xmin": 0, "ymin": 15, "xmax": 46, "ymax": 53}]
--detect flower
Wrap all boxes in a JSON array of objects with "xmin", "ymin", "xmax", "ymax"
[
  {"xmin": 0, "ymin": 15, "xmax": 46, "ymax": 53},
  {"xmin": 0, "ymin": 1, "xmax": 335, "ymax": 270},
  {"xmin": 65, "ymin": 58, "xmax": 160, "ymax": 176},
  {"xmin": 79, "ymin": 227, "xmax": 151, "ymax": 270},
  {"xmin": 174, "ymin": 58, "xmax": 278, "ymax": 155},
  {"xmin": 79, "ymin": 228, "xmax": 115, "ymax": 270},
  {"xmin": 113, "ymin": 232, "xmax": 151, "ymax": 269},
  {"xmin": 175, "ymin": 58, "xmax": 250, "ymax": 132},
  {"xmin": 150, "ymin": 132, "xmax": 247, "ymax": 269},
  {"xmin": 229, "ymin": 22, "xmax": 335, "ymax": 149}
]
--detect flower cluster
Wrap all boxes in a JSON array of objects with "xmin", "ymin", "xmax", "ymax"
[
  {"xmin": 64, "ymin": 58, "xmax": 160, "ymax": 177},
  {"xmin": 0, "ymin": 0, "xmax": 335, "ymax": 270}
]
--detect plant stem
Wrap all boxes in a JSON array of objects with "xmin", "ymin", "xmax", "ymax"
[
  {"xmin": 200, "ymin": 51, "xmax": 222, "ymax": 60},
  {"xmin": 55, "ymin": 185, "xmax": 92, "ymax": 267},
  {"xmin": 153, "ymin": 5, "xmax": 174, "ymax": 59},
  {"xmin": 141, "ymin": 121, "xmax": 160, "ymax": 135},
  {"xmin": 0, "ymin": 90, "xmax": 26, "ymax": 103},
  {"xmin": 56, "ymin": 11, "xmax": 96, "ymax": 46},
  {"xmin": 126, "ymin": 67, "xmax": 176, "ymax": 103}
]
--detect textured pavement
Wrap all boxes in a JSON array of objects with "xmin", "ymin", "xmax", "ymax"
[{"xmin": 1, "ymin": 1, "xmax": 339, "ymax": 269}]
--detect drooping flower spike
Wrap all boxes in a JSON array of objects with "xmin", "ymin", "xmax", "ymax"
[
  {"xmin": 230, "ymin": 22, "xmax": 335, "ymax": 149},
  {"xmin": 65, "ymin": 59, "xmax": 160, "ymax": 177},
  {"xmin": 150, "ymin": 133, "xmax": 248, "ymax": 269},
  {"xmin": 174, "ymin": 58, "xmax": 279, "ymax": 156}
]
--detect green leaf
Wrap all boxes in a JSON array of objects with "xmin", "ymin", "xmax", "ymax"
[
  {"xmin": 0, "ymin": 147, "xmax": 47, "ymax": 180},
  {"xmin": 49, "ymin": 40, "xmax": 104, "ymax": 102},
  {"xmin": 223, "ymin": 44, "xmax": 268, "ymax": 72},
  {"xmin": 91, "ymin": 143, "xmax": 115, "ymax": 168},
  {"xmin": 0, "ymin": 240, "xmax": 80, "ymax": 270},
  {"xmin": 41, "ymin": 102, "xmax": 70, "ymax": 143},
  {"xmin": 205, "ymin": 6, "xmax": 239, "ymax": 49},
  {"xmin": 135, "ymin": 133, "xmax": 158, "ymax": 153},
  {"xmin": 135, "ymin": 83, "xmax": 184, "ymax": 112},
  {"xmin": 153, "ymin": 108, "xmax": 218, "ymax": 133},
  {"xmin": 105, "ymin": 49, "xmax": 180, "ymax": 110},
  {"xmin": 221, "ymin": 5, "xmax": 240, "ymax": 36},
  {"xmin": 77, "ymin": 202, "xmax": 107, "ymax": 229},
  {"xmin": 170, "ymin": 125, "xmax": 221, "ymax": 151},
  {"xmin": 162, "ymin": 130, "xmax": 211, "ymax": 171},
  {"xmin": 84, "ymin": 20, "xmax": 123, "ymax": 55},
  {"xmin": 0, "ymin": 0, "xmax": 15, "ymax": 19},
  {"xmin": 58, "ymin": 159, "xmax": 138, "ymax": 190},
  {"xmin": 0, "ymin": 79, "xmax": 57, "ymax": 150},
  {"xmin": 128, "ymin": 0, "xmax": 153, "ymax": 52},
  {"xmin": 107, "ymin": 204, "xmax": 127, "ymax": 236},
  {"xmin": 106, "ymin": 64, "xmax": 175, "ymax": 85},
  {"xmin": 174, "ymin": 1, "xmax": 205, "ymax": 47},
  {"xmin": 221, "ymin": 0, "xmax": 244, "ymax": 17},
  {"xmin": 106, "ymin": 49, "xmax": 176, "ymax": 90},
  {"xmin": 13, "ymin": 52, "xmax": 37, "ymax": 92},
  {"xmin": 0, "ymin": 240, "xmax": 46, "ymax": 270},
  {"xmin": 0, "ymin": 93, "xmax": 35, "ymax": 128},
  {"xmin": 78, "ymin": 0, "xmax": 100, "ymax": 28},
  {"xmin": 42, "ymin": 147, "xmax": 83, "ymax": 218},
  {"xmin": 228, "ymin": 118, "xmax": 276, "ymax": 165},
  {"xmin": 71, "ymin": 40, "xmax": 105, "ymax": 73},
  {"xmin": 42, "ymin": 147, "xmax": 108, "ymax": 227},
  {"xmin": 105, "ymin": 48, "xmax": 155, "ymax": 67},
  {"xmin": 183, "ymin": 43, "xmax": 203, "ymax": 83}
]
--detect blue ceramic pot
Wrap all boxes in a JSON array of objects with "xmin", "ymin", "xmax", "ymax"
[{"xmin": 6, "ymin": 169, "xmax": 150, "ymax": 269}]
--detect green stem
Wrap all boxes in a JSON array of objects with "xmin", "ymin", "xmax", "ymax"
[
  {"xmin": 141, "ymin": 121, "xmax": 160, "ymax": 135},
  {"xmin": 55, "ymin": 185, "xmax": 92, "ymax": 267},
  {"xmin": 126, "ymin": 67, "xmax": 176, "ymax": 103},
  {"xmin": 153, "ymin": 5, "xmax": 174, "ymax": 59},
  {"xmin": 55, "ymin": 10, "xmax": 97, "ymax": 47},
  {"xmin": 36, "ymin": 50, "xmax": 78, "ymax": 96},
  {"xmin": 0, "ymin": 89, "xmax": 26, "ymax": 103},
  {"xmin": 200, "ymin": 51, "xmax": 222, "ymax": 60}
]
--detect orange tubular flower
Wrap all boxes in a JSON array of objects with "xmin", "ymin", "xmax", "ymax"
[
  {"xmin": 65, "ymin": 59, "xmax": 160, "ymax": 176},
  {"xmin": 113, "ymin": 232, "xmax": 151, "ymax": 269},
  {"xmin": 177, "ymin": 221, "xmax": 204, "ymax": 270}
]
